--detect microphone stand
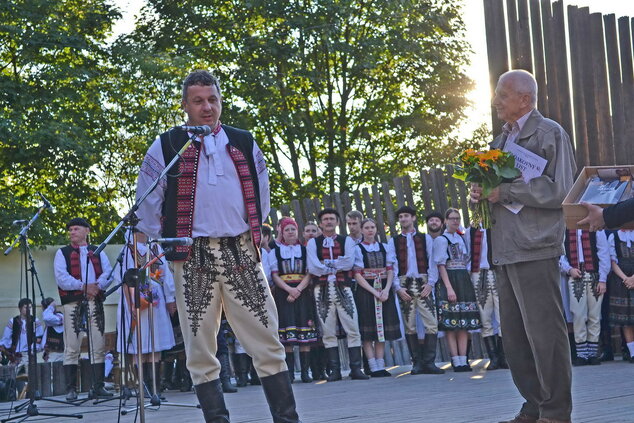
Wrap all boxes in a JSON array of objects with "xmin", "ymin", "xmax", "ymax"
[
  {"xmin": 121, "ymin": 243, "xmax": 200, "ymax": 416},
  {"xmin": 2, "ymin": 203, "xmax": 82, "ymax": 422},
  {"xmin": 90, "ymin": 130, "xmax": 200, "ymax": 422}
]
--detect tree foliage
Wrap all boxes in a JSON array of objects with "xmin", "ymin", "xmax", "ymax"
[
  {"xmin": 0, "ymin": 0, "xmax": 480, "ymax": 245},
  {"xmin": 129, "ymin": 0, "xmax": 475, "ymax": 204},
  {"xmin": 0, "ymin": 0, "xmax": 121, "ymax": 245}
]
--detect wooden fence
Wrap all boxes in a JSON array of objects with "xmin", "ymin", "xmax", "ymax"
[
  {"xmin": 267, "ymin": 169, "xmax": 472, "ymax": 239},
  {"xmin": 483, "ymin": 0, "xmax": 634, "ymax": 169}
]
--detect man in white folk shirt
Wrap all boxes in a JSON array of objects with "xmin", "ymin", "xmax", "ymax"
[
  {"xmin": 387, "ymin": 206, "xmax": 444, "ymax": 375},
  {"xmin": 306, "ymin": 208, "xmax": 369, "ymax": 381},
  {"xmin": 559, "ymin": 229, "xmax": 610, "ymax": 366},
  {"xmin": 54, "ymin": 217, "xmax": 113, "ymax": 400},
  {"xmin": 135, "ymin": 70, "xmax": 300, "ymax": 423}
]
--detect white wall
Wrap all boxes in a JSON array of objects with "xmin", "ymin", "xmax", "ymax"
[{"xmin": 0, "ymin": 245, "xmax": 123, "ymax": 333}]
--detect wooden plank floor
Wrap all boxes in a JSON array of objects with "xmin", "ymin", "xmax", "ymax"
[{"xmin": 1, "ymin": 360, "xmax": 632, "ymax": 422}]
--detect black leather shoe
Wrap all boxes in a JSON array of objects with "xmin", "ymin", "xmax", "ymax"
[{"xmin": 572, "ymin": 357, "xmax": 588, "ymax": 366}]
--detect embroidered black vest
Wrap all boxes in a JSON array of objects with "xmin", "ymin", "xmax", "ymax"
[{"xmin": 160, "ymin": 125, "xmax": 263, "ymax": 261}]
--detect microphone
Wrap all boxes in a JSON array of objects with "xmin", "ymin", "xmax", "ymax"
[
  {"xmin": 37, "ymin": 192, "xmax": 54, "ymax": 212},
  {"xmin": 178, "ymin": 125, "xmax": 212, "ymax": 136},
  {"xmin": 12, "ymin": 220, "xmax": 27, "ymax": 226},
  {"xmin": 150, "ymin": 237, "xmax": 194, "ymax": 246}
]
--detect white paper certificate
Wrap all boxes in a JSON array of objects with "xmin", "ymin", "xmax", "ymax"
[{"xmin": 502, "ymin": 142, "xmax": 547, "ymax": 214}]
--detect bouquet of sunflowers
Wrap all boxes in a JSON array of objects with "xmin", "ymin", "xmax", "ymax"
[{"xmin": 453, "ymin": 149, "xmax": 521, "ymax": 228}]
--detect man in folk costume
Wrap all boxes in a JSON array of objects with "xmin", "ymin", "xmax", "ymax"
[
  {"xmin": 41, "ymin": 297, "xmax": 65, "ymax": 363},
  {"xmin": 306, "ymin": 208, "xmax": 369, "ymax": 381},
  {"xmin": 0, "ymin": 298, "xmax": 44, "ymax": 372},
  {"xmin": 135, "ymin": 70, "xmax": 300, "ymax": 423},
  {"xmin": 559, "ymin": 229, "xmax": 610, "ymax": 366},
  {"xmin": 53, "ymin": 217, "xmax": 113, "ymax": 400},
  {"xmin": 466, "ymin": 226, "xmax": 507, "ymax": 370},
  {"xmin": 346, "ymin": 210, "xmax": 364, "ymax": 244},
  {"xmin": 387, "ymin": 206, "xmax": 444, "ymax": 375}
]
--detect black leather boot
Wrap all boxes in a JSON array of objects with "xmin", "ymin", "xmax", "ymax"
[
  {"xmin": 91, "ymin": 362, "xmax": 113, "ymax": 398},
  {"xmin": 64, "ymin": 364, "xmax": 78, "ymax": 401},
  {"xmin": 347, "ymin": 347, "xmax": 370, "ymax": 380},
  {"xmin": 325, "ymin": 347, "xmax": 342, "ymax": 381},
  {"xmin": 218, "ymin": 353, "xmax": 237, "ymax": 393},
  {"xmin": 497, "ymin": 335, "xmax": 509, "ymax": 369},
  {"xmin": 234, "ymin": 353, "xmax": 249, "ymax": 387},
  {"xmin": 310, "ymin": 348, "xmax": 327, "ymax": 380},
  {"xmin": 285, "ymin": 352, "xmax": 295, "ymax": 383},
  {"xmin": 420, "ymin": 334, "xmax": 444, "ymax": 374},
  {"xmin": 406, "ymin": 334, "xmax": 424, "ymax": 374},
  {"xmin": 173, "ymin": 358, "xmax": 184, "ymax": 390},
  {"xmin": 260, "ymin": 371, "xmax": 302, "ymax": 423},
  {"xmin": 161, "ymin": 359, "xmax": 175, "ymax": 391},
  {"xmin": 194, "ymin": 379, "xmax": 230, "ymax": 423},
  {"xmin": 181, "ymin": 367, "xmax": 193, "ymax": 392},
  {"xmin": 248, "ymin": 356, "xmax": 261, "ymax": 385},
  {"xmin": 483, "ymin": 336, "xmax": 500, "ymax": 370},
  {"xmin": 299, "ymin": 352, "xmax": 312, "ymax": 383}
]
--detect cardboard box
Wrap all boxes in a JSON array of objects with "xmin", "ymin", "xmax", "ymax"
[{"xmin": 563, "ymin": 165, "xmax": 634, "ymax": 230}]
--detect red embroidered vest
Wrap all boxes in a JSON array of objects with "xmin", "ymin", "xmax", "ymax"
[
  {"xmin": 394, "ymin": 232, "xmax": 428, "ymax": 276},
  {"xmin": 58, "ymin": 245, "xmax": 104, "ymax": 305}
]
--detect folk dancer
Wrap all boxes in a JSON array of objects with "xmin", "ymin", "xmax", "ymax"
[
  {"xmin": 135, "ymin": 70, "xmax": 299, "ymax": 422},
  {"xmin": 0, "ymin": 298, "xmax": 44, "ymax": 373},
  {"xmin": 433, "ymin": 208, "xmax": 482, "ymax": 372},
  {"xmin": 387, "ymin": 206, "xmax": 444, "ymax": 374},
  {"xmin": 306, "ymin": 208, "xmax": 368, "ymax": 381},
  {"xmin": 41, "ymin": 297, "xmax": 65, "ymax": 363},
  {"xmin": 466, "ymin": 226, "xmax": 507, "ymax": 370},
  {"xmin": 53, "ymin": 217, "xmax": 113, "ymax": 400},
  {"xmin": 353, "ymin": 218, "xmax": 401, "ymax": 377},
  {"xmin": 116, "ymin": 231, "xmax": 176, "ymax": 395},
  {"xmin": 607, "ymin": 230, "xmax": 634, "ymax": 363},
  {"xmin": 560, "ymin": 229, "xmax": 609, "ymax": 366},
  {"xmin": 269, "ymin": 217, "xmax": 319, "ymax": 383}
]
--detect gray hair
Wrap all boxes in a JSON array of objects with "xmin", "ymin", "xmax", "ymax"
[
  {"xmin": 499, "ymin": 69, "xmax": 538, "ymax": 107},
  {"xmin": 182, "ymin": 70, "xmax": 222, "ymax": 101}
]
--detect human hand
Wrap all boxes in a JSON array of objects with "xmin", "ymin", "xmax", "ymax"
[
  {"xmin": 596, "ymin": 282, "xmax": 606, "ymax": 296},
  {"xmin": 568, "ymin": 268, "xmax": 583, "ymax": 279},
  {"xmin": 421, "ymin": 284, "xmax": 433, "ymax": 298},
  {"xmin": 379, "ymin": 290, "xmax": 389, "ymax": 302},
  {"xmin": 446, "ymin": 287, "xmax": 457, "ymax": 303},
  {"xmin": 577, "ymin": 202, "xmax": 606, "ymax": 231},
  {"xmin": 86, "ymin": 283, "xmax": 100, "ymax": 299},
  {"xmin": 288, "ymin": 287, "xmax": 301, "ymax": 299},
  {"xmin": 469, "ymin": 183, "xmax": 482, "ymax": 205},
  {"xmin": 397, "ymin": 288, "xmax": 412, "ymax": 302},
  {"xmin": 287, "ymin": 295, "xmax": 296, "ymax": 303},
  {"xmin": 624, "ymin": 276, "xmax": 634, "ymax": 289},
  {"xmin": 487, "ymin": 187, "xmax": 500, "ymax": 204},
  {"xmin": 166, "ymin": 302, "xmax": 177, "ymax": 316}
]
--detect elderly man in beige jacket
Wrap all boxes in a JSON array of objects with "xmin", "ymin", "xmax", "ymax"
[{"xmin": 471, "ymin": 70, "xmax": 576, "ymax": 423}]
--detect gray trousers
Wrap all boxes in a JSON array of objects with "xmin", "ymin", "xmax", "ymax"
[{"xmin": 496, "ymin": 258, "xmax": 572, "ymax": 421}]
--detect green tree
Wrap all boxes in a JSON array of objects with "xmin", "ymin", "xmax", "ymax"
[
  {"xmin": 0, "ymin": 0, "xmax": 121, "ymax": 245},
  {"xmin": 128, "ymin": 0, "xmax": 474, "ymax": 205}
]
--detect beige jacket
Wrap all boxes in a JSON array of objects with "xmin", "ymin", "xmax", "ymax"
[{"xmin": 489, "ymin": 109, "xmax": 576, "ymax": 265}]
